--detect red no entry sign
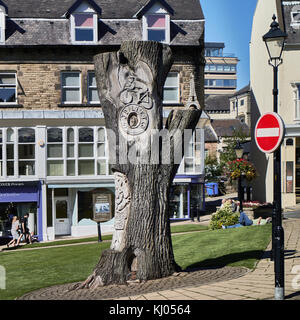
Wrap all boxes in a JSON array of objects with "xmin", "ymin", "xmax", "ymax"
[{"xmin": 255, "ymin": 112, "xmax": 285, "ymax": 153}]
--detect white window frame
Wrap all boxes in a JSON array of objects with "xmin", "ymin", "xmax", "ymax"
[
  {"xmin": 292, "ymin": 83, "xmax": 300, "ymax": 120},
  {"xmin": 61, "ymin": 72, "xmax": 81, "ymax": 104},
  {"xmin": 0, "ymin": 127, "xmax": 37, "ymax": 178},
  {"xmin": 0, "ymin": 7, "xmax": 5, "ymax": 44},
  {"xmin": 71, "ymin": 12, "xmax": 98, "ymax": 44},
  {"xmin": 87, "ymin": 71, "xmax": 100, "ymax": 104},
  {"xmin": 163, "ymin": 72, "xmax": 180, "ymax": 104},
  {"xmin": 46, "ymin": 126, "xmax": 109, "ymax": 178},
  {"xmin": 0, "ymin": 72, "xmax": 17, "ymax": 105},
  {"xmin": 177, "ymin": 129, "xmax": 204, "ymax": 175},
  {"xmin": 18, "ymin": 128, "xmax": 36, "ymax": 176},
  {"xmin": 143, "ymin": 13, "xmax": 170, "ymax": 44}
]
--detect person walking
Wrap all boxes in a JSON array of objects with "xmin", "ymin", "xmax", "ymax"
[
  {"xmin": 7, "ymin": 216, "xmax": 20, "ymax": 247},
  {"xmin": 17, "ymin": 213, "xmax": 32, "ymax": 245}
]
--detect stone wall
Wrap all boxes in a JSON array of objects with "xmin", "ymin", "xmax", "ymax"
[{"xmin": 0, "ymin": 46, "xmax": 204, "ymax": 111}]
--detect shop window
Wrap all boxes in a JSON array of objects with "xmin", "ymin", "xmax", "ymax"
[
  {"xmin": 88, "ymin": 72, "xmax": 100, "ymax": 104},
  {"xmin": 78, "ymin": 191, "xmax": 93, "ymax": 221},
  {"xmin": 169, "ymin": 185, "xmax": 188, "ymax": 219},
  {"xmin": 0, "ymin": 73, "xmax": 17, "ymax": 104},
  {"xmin": 163, "ymin": 72, "xmax": 179, "ymax": 103},
  {"xmin": 61, "ymin": 72, "xmax": 81, "ymax": 104},
  {"xmin": 71, "ymin": 12, "xmax": 98, "ymax": 43},
  {"xmin": 18, "ymin": 128, "xmax": 35, "ymax": 175}
]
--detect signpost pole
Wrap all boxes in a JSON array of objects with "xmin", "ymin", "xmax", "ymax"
[
  {"xmin": 272, "ymin": 65, "xmax": 284, "ymax": 300},
  {"xmin": 97, "ymin": 222, "xmax": 102, "ymax": 243}
]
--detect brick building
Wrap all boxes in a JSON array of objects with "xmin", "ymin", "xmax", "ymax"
[{"xmin": 0, "ymin": 0, "xmax": 205, "ymax": 240}]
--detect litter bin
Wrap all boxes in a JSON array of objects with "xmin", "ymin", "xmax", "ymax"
[{"xmin": 205, "ymin": 182, "xmax": 218, "ymax": 196}]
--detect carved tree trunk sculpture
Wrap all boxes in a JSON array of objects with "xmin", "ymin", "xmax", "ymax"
[{"xmin": 76, "ymin": 41, "xmax": 202, "ymax": 289}]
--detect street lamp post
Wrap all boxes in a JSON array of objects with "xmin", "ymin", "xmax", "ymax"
[
  {"xmin": 263, "ymin": 14, "xmax": 287, "ymax": 301},
  {"xmin": 235, "ymin": 140, "xmax": 244, "ymax": 212}
]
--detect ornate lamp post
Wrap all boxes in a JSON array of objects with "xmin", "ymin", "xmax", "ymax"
[
  {"xmin": 235, "ymin": 140, "xmax": 244, "ymax": 212},
  {"xmin": 263, "ymin": 14, "xmax": 287, "ymax": 301}
]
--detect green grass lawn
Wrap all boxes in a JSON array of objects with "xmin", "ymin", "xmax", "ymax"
[
  {"xmin": 0, "ymin": 224, "xmax": 271, "ymax": 300},
  {"xmin": 12, "ymin": 224, "xmax": 208, "ymax": 250}
]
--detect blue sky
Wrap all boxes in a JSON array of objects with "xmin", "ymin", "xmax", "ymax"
[{"xmin": 201, "ymin": 0, "xmax": 258, "ymax": 90}]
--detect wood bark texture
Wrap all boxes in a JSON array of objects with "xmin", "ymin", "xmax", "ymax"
[{"xmin": 74, "ymin": 41, "xmax": 202, "ymax": 289}]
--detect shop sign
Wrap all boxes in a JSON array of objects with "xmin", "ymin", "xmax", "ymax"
[
  {"xmin": 0, "ymin": 181, "xmax": 39, "ymax": 187},
  {"xmin": 93, "ymin": 193, "xmax": 112, "ymax": 222}
]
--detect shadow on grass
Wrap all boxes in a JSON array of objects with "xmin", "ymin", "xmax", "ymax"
[{"xmin": 185, "ymin": 250, "xmax": 266, "ymax": 271}]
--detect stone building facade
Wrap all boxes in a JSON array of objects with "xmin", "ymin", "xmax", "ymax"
[{"xmin": 0, "ymin": 0, "xmax": 205, "ymax": 240}]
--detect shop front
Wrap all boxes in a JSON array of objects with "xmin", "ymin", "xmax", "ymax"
[
  {"xmin": 169, "ymin": 175, "xmax": 205, "ymax": 220},
  {"xmin": 46, "ymin": 183, "xmax": 115, "ymax": 240},
  {"xmin": 0, "ymin": 181, "xmax": 42, "ymax": 240}
]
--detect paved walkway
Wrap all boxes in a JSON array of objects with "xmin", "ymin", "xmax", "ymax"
[{"xmin": 114, "ymin": 217, "xmax": 300, "ymax": 300}]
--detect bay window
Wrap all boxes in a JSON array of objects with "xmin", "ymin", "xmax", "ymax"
[{"xmin": 46, "ymin": 126, "xmax": 109, "ymax": 177}]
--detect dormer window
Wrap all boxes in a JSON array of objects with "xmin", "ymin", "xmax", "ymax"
[
  {"xmin": 72, "ymin": 13, "xmax": 96, "ymax": 42},
  {"xmin": 68, "ymin": 1, "xmax": 100, "ymax": 43},
  {"xmin": 145, "ymin": 14, "xmax": 168, "ymax": 42},
  {"xmin": 137, "ymin": 0, "xmax": 173, "ymax": 44}
]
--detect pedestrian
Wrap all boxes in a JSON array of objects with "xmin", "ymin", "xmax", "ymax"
[
  {"xmin": 222, "ymin": 211, "xmax": 271, "ymax": 229},
  {"xmin": 7, "ymin": 216, "xmax": 20, "ymax": 247},
  {"xmin": 18, "ymin": 213, "xmax": 32, "ymax": 245}
]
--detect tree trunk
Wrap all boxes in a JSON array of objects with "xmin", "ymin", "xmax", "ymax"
[{"xmin": 74, "ymin": 41, "xmax": 202, "ymax": 289}]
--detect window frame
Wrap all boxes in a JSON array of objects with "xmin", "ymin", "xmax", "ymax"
[
  {"xmin": 291, "ymin": 6, "xmax": 300, "ymax": 25},
  {"xmin": 46, "ymin": 126, "xmax": 109, "ymax": 178},
  {"xmin": 61, "ymin": 71, "xmax": 81, "ymax": 104},
  {"xmin": 87, "ymin": 71, "xmax": 100, "ymax": 104},
  {"xmin": 71, "ymin": 12, "xmax": 98, "ymax": 44},
  {"xmin": 18, "ymin": 128, "xmax": 36, "ymax": 176},
  {"xmin": 293, "ymin": 83, "xmax": 300, "ymax": 120},
  {"xmin": 163, "ymin": 72, "xmax": 180, "ymax": 104},
  {"xmin": 0, "ymin": 72, "xmax": 17, "ymax": 105},
  {"xmin": 143, "ymin": 13, "xmax": 170, "ymax": 44},
  {"xmin": 204, "ymin": 78, "xmax": 236, "ymax": 88}
]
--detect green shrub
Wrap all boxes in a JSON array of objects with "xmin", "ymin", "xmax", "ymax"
[{"xmin": 209, "ymin": 202, "xmax": 239, "ymax": 230}]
